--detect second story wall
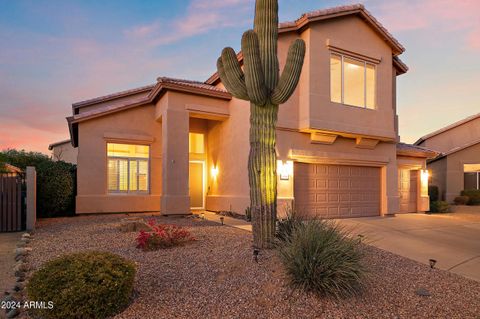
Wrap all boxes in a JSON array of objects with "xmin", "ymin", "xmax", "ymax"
[{"xmin": 276, "ymin": 15, "xmax": 398, "ymax": 140}]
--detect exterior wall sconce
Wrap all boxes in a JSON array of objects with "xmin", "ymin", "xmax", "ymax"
[
  {"xmin": 277, "ymin": 160, "xmax": 293, "ymax": 181},
  {"xmin": 211, "ymin": 166, "xmax": 219, "ymax": 179},
  {"xmin": 421, "ymin": 169, "xmax": 429, "ymax": 196}
]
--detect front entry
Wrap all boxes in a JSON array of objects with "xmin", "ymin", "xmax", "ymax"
[
  {"xmin": 189, "ymin": 161, "xmax": 204, "ymax": 209},
  {"xmin": 398, "ymin": 169, "xmax": 418, "ymax": 213}
]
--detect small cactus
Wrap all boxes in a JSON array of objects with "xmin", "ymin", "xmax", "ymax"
[{"xmin": 217, "ymin": 0, "xmax": 305, "ymax": 248}]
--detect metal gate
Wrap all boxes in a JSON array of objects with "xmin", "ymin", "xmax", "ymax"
[{"xmin": 0, "ymin": 173, "xmax": 26, "ymax": 232}]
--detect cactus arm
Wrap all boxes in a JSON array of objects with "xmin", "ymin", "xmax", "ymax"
[
  {"xmin": 271, "ymin": 39, "xmax": 305, "ymax": 105},
  {"xmin": 220, "ymin": 47, "xmax": 249, "ymax": 100},
  {"xmin": 216, "ymin": 57, "xmax": 237, "ymax": 96},
  {"xmin": 241, "ymin": 30, "xmax": 267, "ymax": 105},
  {"xmin": 254, "ymin": 0, "xmax": 279, "ymax": 91}
]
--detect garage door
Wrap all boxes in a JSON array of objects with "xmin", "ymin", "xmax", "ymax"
[{"xmin": 294, "ymin": 163, "xmax": 381, "ymax": 218}]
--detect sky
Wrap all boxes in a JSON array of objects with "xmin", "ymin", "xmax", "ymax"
[{"xmin": 0, "ymin": 0, "xmax": 479, "ymax": 154}]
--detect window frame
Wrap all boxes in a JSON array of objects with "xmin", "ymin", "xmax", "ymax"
[
  {"xmin": 106, "ymin": 143, "xmax": 151, "ymax": 194},
  {"xmin": 330, "ymin": 53, "xmax": 377, "ymax": 110}
]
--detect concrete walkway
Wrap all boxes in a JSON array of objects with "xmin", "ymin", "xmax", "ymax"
[
  {"xmin": 338, "ymin": 213, "xmax": 480, "ymax": 282},
  {"xmin": 0, "ymin": 233, "xmax": 22, "ymax": 294},
  {"xmin": 202, "ymin": 211, "xmax": 252, "ymax": 232}
]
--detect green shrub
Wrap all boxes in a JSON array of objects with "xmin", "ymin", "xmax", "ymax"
[
  {"xmin": 0, "ymin": 149, "xmax": 76, "ymax": 217},
  {"xmin": 430, "ymin": 200, "xmax": 451, "ymax": 213},
  {"xmin": 36, "ymin": 160, "xmax": 76, "ymax": 217},
  {"xmin": 27, "ymin": 251, "xmax": 136, "ymax": 319},
  {"xmin": 277, "ymin": 219, "xmax": 365, "ymax": 298},
  {"xmin": 454, "ymin": 195, "xmax": 469, "ymax": 205},
  {"xmin": 460, "ymin": 189, "xmax": 480, "ymax": 205},
  {"xmin": 428, "ymin": 185, "xmax": 439, "ymax": 202},
  {"xmin": 276, "ymin": 206, "xmax": 303, "ymax": 242}
]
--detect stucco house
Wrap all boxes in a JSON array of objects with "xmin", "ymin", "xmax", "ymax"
[
  {"xmin": 415, "ymin": 113, "xmax": 480, "ymax": 202},
  {"xmin": 66, "ymin": 4, "xmax": 436, "ymax": 217},
  {"xmin": 48, "ymin": 139, "xmax": 78, "ymax": 164}
]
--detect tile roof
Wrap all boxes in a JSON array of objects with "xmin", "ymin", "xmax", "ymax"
[
  {"xmin": 72, "ymin": 84, "xmax": 155, "ymax": 109},
  {"xmin": 396, "ymin": 142, "xmax": 439, "ymax": 158},
  {"xmin": 278, "ymin": 4, "xmax": 404, "ymax": 53},
  {"xmin": 414, "ymin": 113, "xmax": 480, "ymax": 145},
  {"xmin": 156, "ymin": 77, "xmax": 227, "ymax": 94}
]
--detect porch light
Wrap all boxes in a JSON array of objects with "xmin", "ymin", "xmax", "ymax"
[
  {"xmin": 429, "ymin": 258, "xmax": 437, "ymax": 269},
  {"xmin": 421, "ymin": 170, "xmax": 429, "ymax": 196},
  {"xmin": 277, "ymin": 160, "xmax": 293, "ymax": 180},
  {"xmin": 211, "ymin": 166, "xmax": 219, "ymax": 179}
]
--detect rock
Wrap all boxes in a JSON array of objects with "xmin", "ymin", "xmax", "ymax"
[
  {"xmin": 14, "ymin": 248, "xmax": 31, "ymax": 257},
  {"xmin": 13, "ymin": 282, "xmax": 25, "ymax": 292},
  {"xmin": 21, "ymin": 233, "xmax": 31, "ymax": 238},
  {"xmin": 415, "ymin": 288, "xmax": 431, "ymax": 297},
  {"xmin": 20, "ymin": 238, "xmax": 30, "ymax": 243},
  {"xmin": 117, "ymin": 218, "xmax": 151, "ymax": 233},
  {"xmin": 6, "ymin": 308, "xmax": 19, "ymax": 318},
  {"xmin": 14, "ymin": 270, "xmax": 25, "ymax": 279},
  {"xmin": 15, "ymin": 276, "xmax": 25, "ymax": 283},
  {"xmin": 16, "ymin": 242, "xmax": 26, "ymax": 248},
  {"xmin": 14, "ymin": 262, "xmax": 28, "ymax": 273},
  {"xmin": 14, "ymin": 255, "xmax": 24, "ymax": 262}
]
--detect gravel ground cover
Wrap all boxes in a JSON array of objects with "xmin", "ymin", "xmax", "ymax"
[{"xmin": 27, "ymin": 214, "xmax": 480, "ymax": 319}]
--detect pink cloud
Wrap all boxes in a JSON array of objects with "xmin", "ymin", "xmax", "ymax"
[
  {"xmin": 124, "ymin": 0, "xmax": 253, "ymax": 47},
  {"xmin": 367, "ymin": 0, "xmax": 480, "ymax": 51}
]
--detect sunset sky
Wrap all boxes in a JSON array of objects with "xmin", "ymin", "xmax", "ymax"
[{"xmin": 1, "ymin": 0, "xmax": 479, "ymax": 154}]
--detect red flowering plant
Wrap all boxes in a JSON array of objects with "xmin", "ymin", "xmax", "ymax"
[{"xmin": 136, "ymin": 219, "xmax": 195, "ymax": 251}]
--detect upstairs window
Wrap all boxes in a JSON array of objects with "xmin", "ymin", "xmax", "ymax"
[
  {"xmin": 107, "ymin": 143, "xmax": 149, "ymax": 193},
  {"xmin": 330, "ymin": 53, "xmax": 376, "ymax": 109}
]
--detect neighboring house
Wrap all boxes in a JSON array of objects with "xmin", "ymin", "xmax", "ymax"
[
  {"xmin": 67, "ymin": 4, "xmax": 436, "ymax": 217},
  {"xmin": 1, "ymin": 163, "xmax": 22, "ymax": 175},
  {"xmin": 48, "ymin": 139, "xmax": 78, "ymax": 164},
  {"xmin": 414, "ymin": 113, "xmax": 480, "ymax": 202}
]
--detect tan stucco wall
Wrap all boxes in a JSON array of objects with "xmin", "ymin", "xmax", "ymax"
[
  {"xmin": 428, "ymin": 157, "xmax": 447, "ymax": 201},
  {"xmin": 76, "ymin": 104, "xmax": 162, "ymax": 213},
  {"xmin": 418, "ymin": 117, "xmax": 480, "ymax": 153},
  {"xmin": 51, "ymin": 143, "xmax": 78, "ymax": 164},
  {"xmin": 444, "ymin": 143, "xmax": 480, "ymax": 202}
]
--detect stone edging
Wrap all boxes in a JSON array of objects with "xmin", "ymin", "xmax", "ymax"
[{"xmin": 2, "ymin": 232, "xmax": 33, "ymax": 319}]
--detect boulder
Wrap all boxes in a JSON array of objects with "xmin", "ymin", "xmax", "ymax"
[{"xmin": 117, "ymin": 218, "xmax": 151, "ymax": 233}]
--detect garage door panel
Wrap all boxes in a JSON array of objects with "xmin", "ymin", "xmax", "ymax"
[{"xmin": 294, "ymin": 163, "xmax": 380, "ymax": 218}]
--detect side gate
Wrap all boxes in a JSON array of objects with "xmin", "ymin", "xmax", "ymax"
[{"xmin": 0, "ymin": 173, "xmax": 26, "ymax": 232}]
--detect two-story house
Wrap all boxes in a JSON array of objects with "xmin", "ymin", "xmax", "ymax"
[{"xmin": 67, "ymin": 4, "xmax": 436, "ymax": 217}]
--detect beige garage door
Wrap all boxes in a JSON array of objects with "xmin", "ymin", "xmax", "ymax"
[{"xmin": 294, "ymin": 163, "xmax": 381, "ymax": 218}]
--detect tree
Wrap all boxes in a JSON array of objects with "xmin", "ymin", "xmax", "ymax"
[{"xmin": 217, "ymin": 0, "xmax": 305, "ymax": 248}]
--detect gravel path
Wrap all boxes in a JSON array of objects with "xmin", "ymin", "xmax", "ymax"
[{"xmin": 27, "ymin": 214, "xmax": 480, "ymax": 319}]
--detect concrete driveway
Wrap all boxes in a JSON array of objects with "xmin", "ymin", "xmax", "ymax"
[{"xmin": 338, "ymin": 207, "xmax": 480, "ymax": 282}]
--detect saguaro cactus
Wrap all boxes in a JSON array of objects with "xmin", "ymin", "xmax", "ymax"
[{"xmin": 217, "ymin": 0, "xmax": 305, "ymax": 248}]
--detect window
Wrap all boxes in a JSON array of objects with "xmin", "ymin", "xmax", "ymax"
[
  {"xmin": 189, "ymin": 133, "xmax": 205, "ymax": 154},
  {"xmin": 107, "ymin": 143, "xmax": 149, "ymax": 193},
  {"xmin": 464, "ymin": 164, "xmax": 480, "ymax": 190},
  {"xmin": 330, "ymin": 53, "xmax": 376, "ymax": 109}
]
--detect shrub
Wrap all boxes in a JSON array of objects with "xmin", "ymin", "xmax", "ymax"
[
  {"xmin": 430, "ymin": 200, "xmax": 451, "ymax": 213},
  {"xmin": 0, "ymin": 149, "xmax": 76, "ymax": 217},
  {"xmin": 136, "ymin": 220, "xmax": 195, "ymax": 250},
  {"xmin": 276, "ymin": 206, "xmax": 303, "ymax": 242},
  {"xmin": 277, "ymin": 219, "xmax": 365, "ymax": 298},
  {"xmin": 461, "ymin": 189, "xmax": 480, "ymax": 205},
  {"xmin": 428, "ymin": 185, "xmax": 439, "ymax": 202},
  {"xmin": 36, "ymin": 161, "xmax": 76, "ymax": 217},
  {"xmin": 26, "ymin": 251, "xmax": 136, "ymax": 319},
  {"xmin": 454, "ymin": 195, "xmax": 469, "ymax": 205}
]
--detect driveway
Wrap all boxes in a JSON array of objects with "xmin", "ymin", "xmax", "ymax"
[{"xmin": 338, "ymin": 207, "xmax": 480, "ymax": 282}]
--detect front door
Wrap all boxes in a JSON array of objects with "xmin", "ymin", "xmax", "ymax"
[
  {"xmin": 398, "ymin": 169, "xmax": 417, "ymax": 213},
  {"xmin": 189, "ymin": 161, "xmax": 204, "ymax": 209}
]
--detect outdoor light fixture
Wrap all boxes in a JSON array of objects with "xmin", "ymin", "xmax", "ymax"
[
  {"xmin": 277, "ymin": 160, "xmax": 293, "ymax": 180},
  {"xmin": 421, "ymin": 169, "xmax": 429, "ymax": 196},
  {"xmin": 220, "ymin": 216, "xmax": 224, "ymax": 225},
  {"xmin": 211, "ymin": 166, "xmax": 219, "ymax": 179},
  {"xmin": 253, "ymin": 248, "xmax": 259, "ymax": 262},
  {"xmin": 429, "ymin": 259, "xmax": 437, "ymax": 269},
  {"xmin": 200, "ymin": 213, "xmax": 205, "ymax": 220}
]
